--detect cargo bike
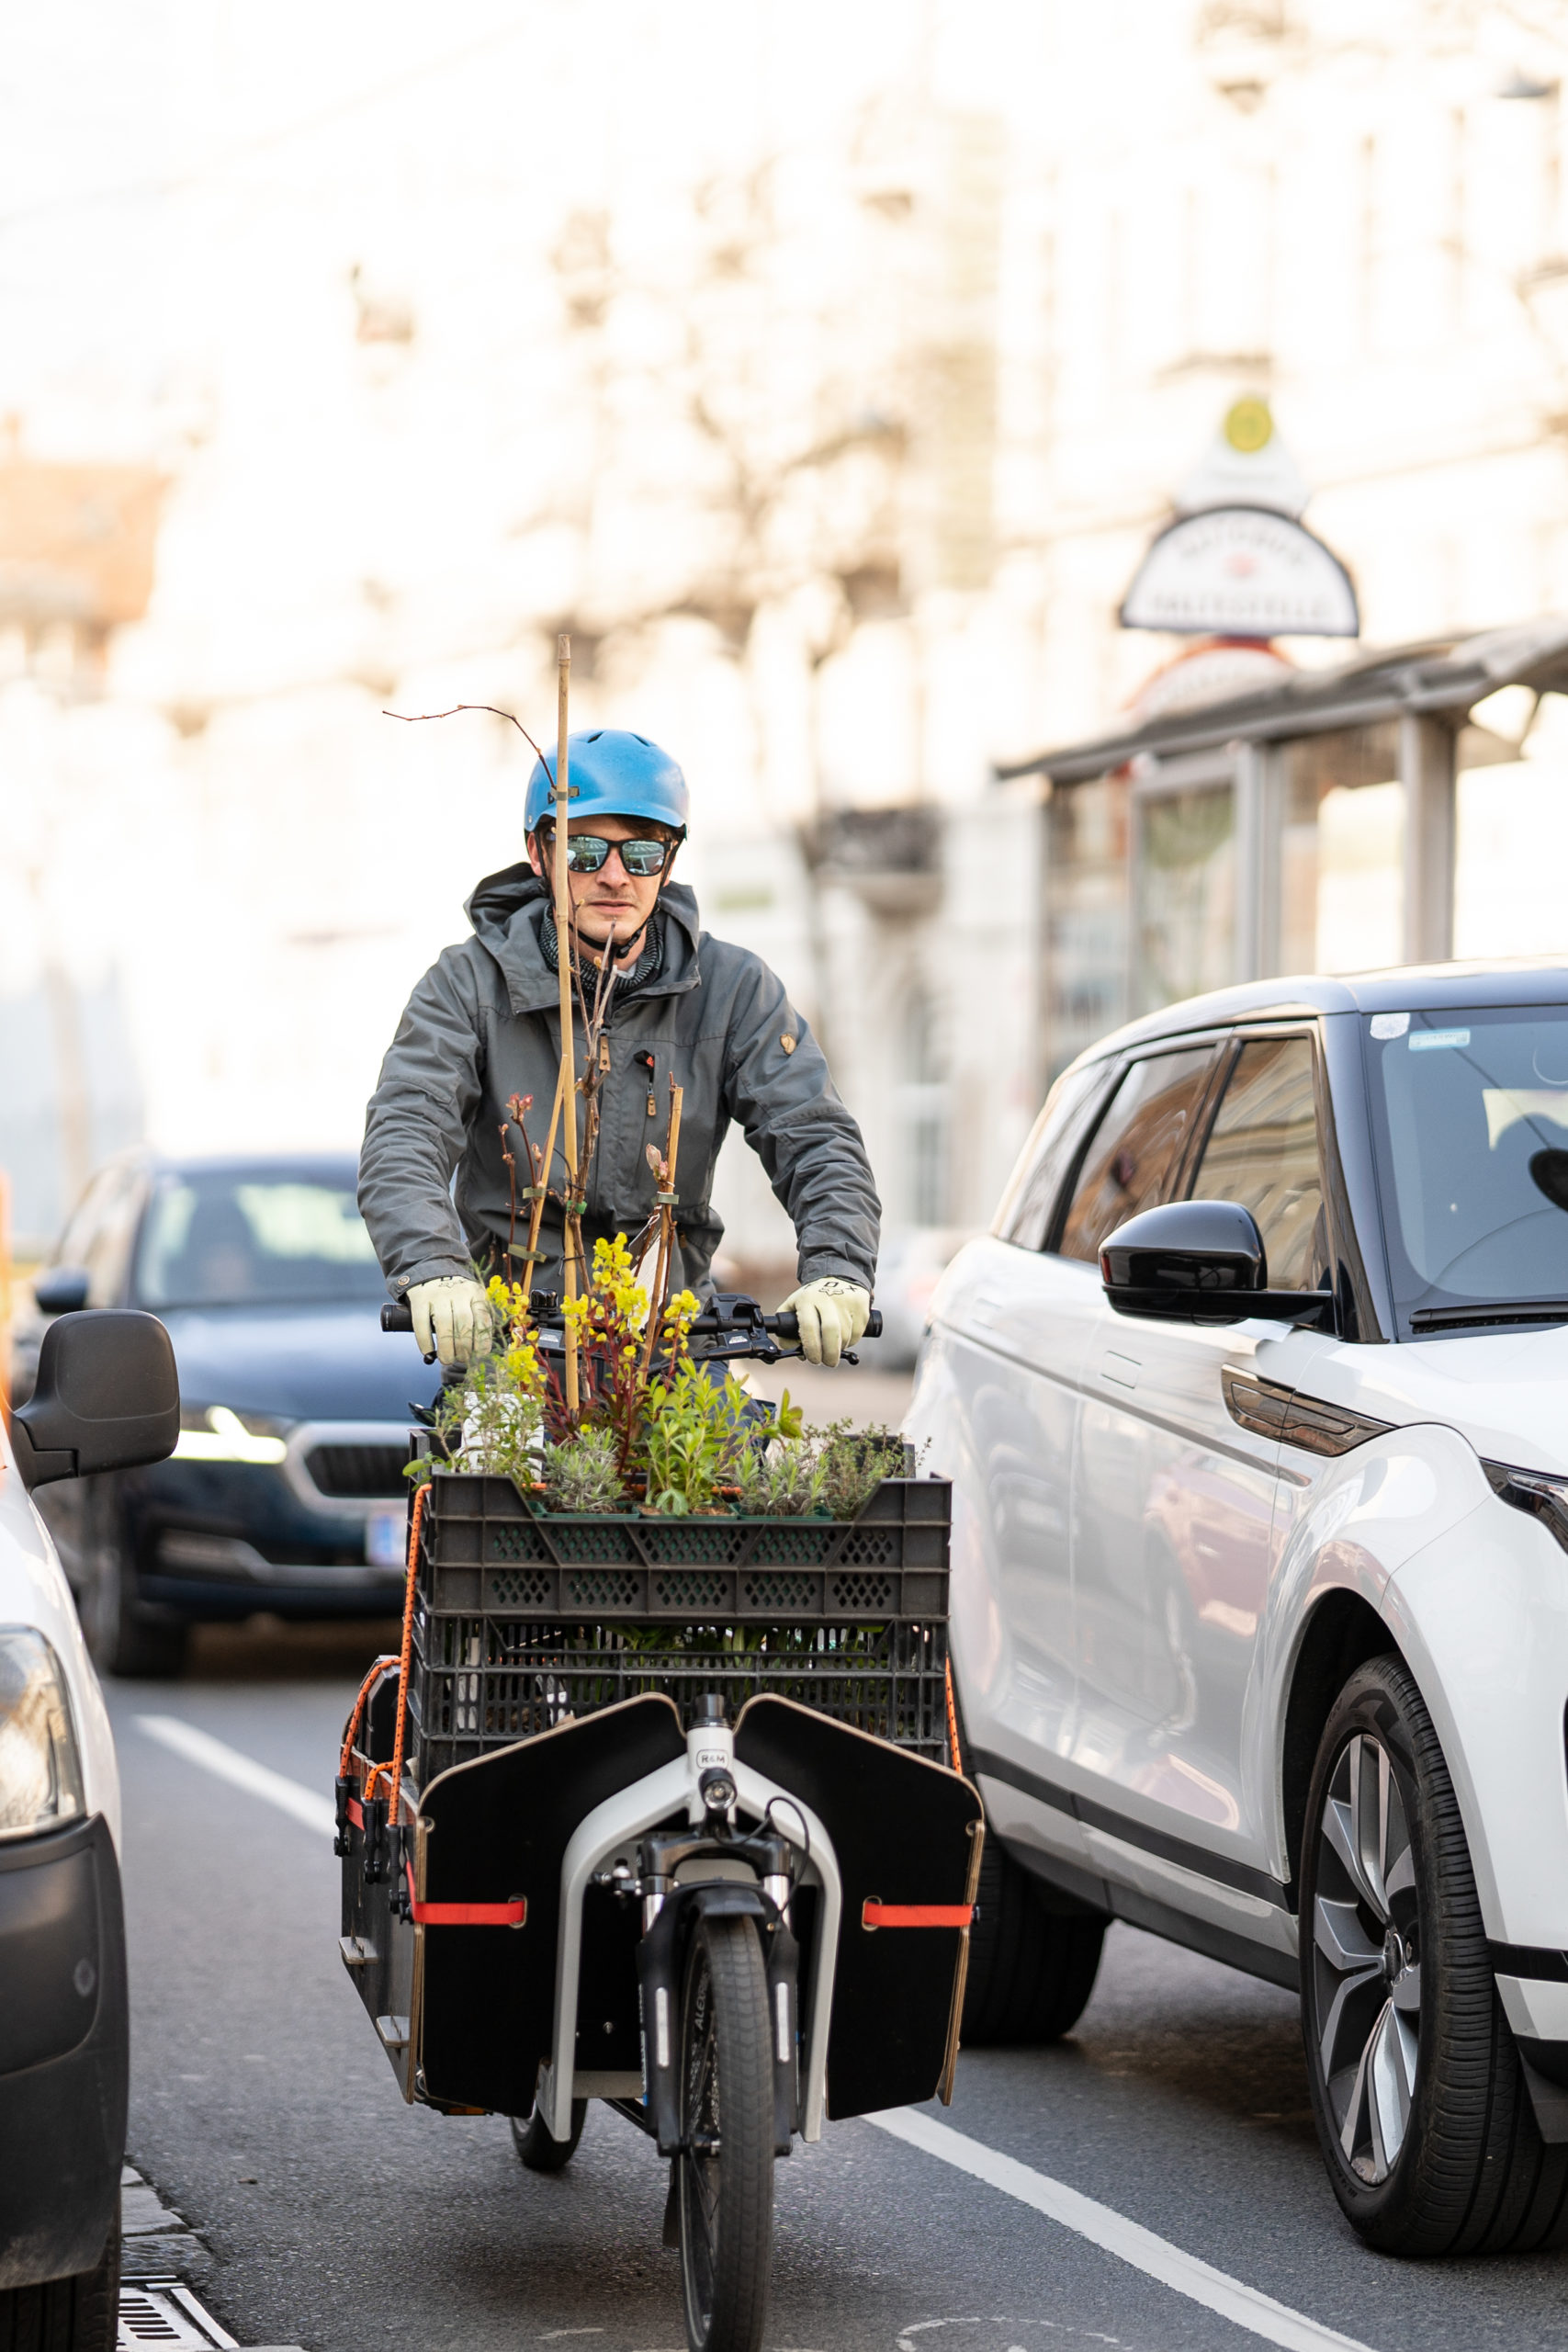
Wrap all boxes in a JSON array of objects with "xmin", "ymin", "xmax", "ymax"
[{"xmin": 333, "ymin": 1295, "xmax": 983, "ymax": 2352}]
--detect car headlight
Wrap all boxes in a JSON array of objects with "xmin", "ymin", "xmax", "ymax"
[
  {"xmin": 1483, "ymin": 1458, "xmax": 1568, "ymax": 1554},
  {"xmin": 0, "ymin": 1628, "xmax": 85, "ymax": 1839},
  {"xmin": 173, "ymin": 1406, "xmax": 289, "ymax": 1465}
]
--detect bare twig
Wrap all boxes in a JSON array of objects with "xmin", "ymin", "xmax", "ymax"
[
  {"xmin": 500, "ymin": 1093, "xmax": 539, "ymax": 1286},
  {"xmin": 637, "ymin": 1077, "xmax": 684, "ymax": 1375},
  {"xmin": 521, "ymin": 1064, "xmax": 567, "ymax": 1304},
  {"xmin": 383, "ymin": 704, "xmax": 550, "ymax": 767}
]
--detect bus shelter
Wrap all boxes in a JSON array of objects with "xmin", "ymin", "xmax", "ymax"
[{"xmin": 998, "ymin": 620, "xmax": 1568, "ymax": 1086}]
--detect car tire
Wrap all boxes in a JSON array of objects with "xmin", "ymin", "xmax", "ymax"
[
  {"xmin": 961, "ymin": 1834, "xmax": 1106, "ymax": 2046},
  {"xmin": 1301, "ymin": 1654, "xmax": 1568, "ymax": 2255},
  {"xmin": 0, "ymin": 2215, "xmax": 120, "ymax": 2352},
  {"xmin": 81, "ymin": 1522, "xmax": 188, "ymax": 1680},
  {"xmin": 510, "ymin": 2098, "xmax": 587, "ymax": 2172}
]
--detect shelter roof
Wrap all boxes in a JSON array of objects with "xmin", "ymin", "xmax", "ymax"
[{"xmin": 1000, "ymin": 618, "xmax": 1568, "ymax": 787}]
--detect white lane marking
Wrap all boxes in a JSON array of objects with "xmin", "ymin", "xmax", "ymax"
[
  {"xmin": 136, "ymin": 1715, "xmax": 337, "ymax": 1838},
  {"xmin": 866, "ymin": 2109, "xmax": 1377, "ymax": 2352}
]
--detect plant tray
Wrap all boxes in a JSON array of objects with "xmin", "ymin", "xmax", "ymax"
[{"xmin": 402, "ymin": 1471, "xmax": 953, "ymax": 1781}]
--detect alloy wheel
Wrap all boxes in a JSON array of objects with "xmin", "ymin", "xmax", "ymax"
[{"xmin": 1311, "ymin": 1729, "xmax": 1421, "ymax": 2184}]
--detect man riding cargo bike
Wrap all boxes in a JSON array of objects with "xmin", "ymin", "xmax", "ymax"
[
  {"xmin": 358, "ymin": 725, "xmax": 878, "ymax": 1370},
  {"xmin": 341, "ymin": 695, "xmax": 977, "ymax": 2352}
]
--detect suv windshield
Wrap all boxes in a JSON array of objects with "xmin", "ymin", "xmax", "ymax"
[
  {"xmin": 134, "ymin": 1169, "xmax": 383, "ymax": 1308},
  {"xmin": 1365, "ymin": 1007, "xmax": 1568, "ymax": 1330}
]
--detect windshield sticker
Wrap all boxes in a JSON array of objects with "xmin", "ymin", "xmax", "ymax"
[
  {"xmin": 1370, "ymin": 1012, "xmax": 1409, "ymax": 1039},
  {"xmin": 1483, "ymin": 1088, "xmax": 1568, "ymax": 1147},
  {"xmin": 1409, "ymin": 1028, "xmax": 1470, "ymax": 1052}
]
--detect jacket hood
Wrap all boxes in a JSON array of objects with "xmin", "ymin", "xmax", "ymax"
[{"xmin": 463, "ymin": 864, "xmax": 703, "ymax": 1012}]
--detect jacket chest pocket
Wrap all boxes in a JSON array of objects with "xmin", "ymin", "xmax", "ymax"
[{"xmin": 631, "ymin": 1047, "xmax": 660, "ymax": 1122}]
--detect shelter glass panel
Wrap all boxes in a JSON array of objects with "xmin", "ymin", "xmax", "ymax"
[
  {"xmin": 1454, "ymin": 691, "xmax": 1568, "ymax": 961},
  {"xmin": 1133, "ymin": 782, "xmax": 1235, "ymax": 1015},
  {"xmin": 1279, "ymin": 724, "xmax": 1403, "ymax": 975},
  {"xmin": 1044, "ymin": 771, "xmax": 1129, "ymax": 1083}
]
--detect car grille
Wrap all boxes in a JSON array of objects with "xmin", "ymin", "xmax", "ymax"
[{"xmin": 304, "ymin": 1442, "xmax": 410, "ymax": 1499}]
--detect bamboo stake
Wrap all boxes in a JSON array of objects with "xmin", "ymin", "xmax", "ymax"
[{"xmin": 553, "ymin": 634, "xmax": 581, "ymax": 1411}]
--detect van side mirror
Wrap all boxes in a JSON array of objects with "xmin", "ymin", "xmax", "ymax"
[
  {"xmin": 1100, "ymin": 1201, "xmax": 1333, "ymax": 1328},
  {"xmin": 33, "ymin": 1266, "xmax": 90, "ymax": 1316},
  {"xmin": 11, "ymin": 1310, "xmax": 180, "ymax": 1489}
]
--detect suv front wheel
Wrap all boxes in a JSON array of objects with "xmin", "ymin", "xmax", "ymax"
[{"xmin": 1301, "ymin": 1655, "xmax": 1568, "ymax": 2254}]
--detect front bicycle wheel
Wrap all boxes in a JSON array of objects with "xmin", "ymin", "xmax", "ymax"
[{"xmin": 676, "ymin": 1913, "xmax": 774, "ymax": 2352}]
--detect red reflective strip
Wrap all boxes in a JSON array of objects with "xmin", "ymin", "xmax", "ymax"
[
  {"xmin": 413, "ymin": 1897, "xmax": 527, "ymax": 1927},
  {"xmin": 346, "ymin": 1798, "xmax": 364, "ymax": 1829},
  {"xmin": 861, "ymin": 1901, "xmax": 973, "ymax": 1929},
  {"xmin": 405, "ymin": 1861, "xmax": 525, "ymax": 1928}
]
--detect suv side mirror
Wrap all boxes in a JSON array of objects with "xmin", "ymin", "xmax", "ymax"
[
  {"xmin": 11, "ymin": 1310, "xmax": 180, "ymax": 1489},
  {"xmin": 1100, "ymin": 1201, "xmax": 1333, "ymax": 1328},
  {"xmin": 33, "ymin": 1266, "xmax": 91, "ymax": 1316}
]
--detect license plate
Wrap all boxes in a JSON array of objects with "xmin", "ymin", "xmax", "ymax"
[{"xmin": 366, "ymin": 1508, "xmax": 407, "ymax": 1568}]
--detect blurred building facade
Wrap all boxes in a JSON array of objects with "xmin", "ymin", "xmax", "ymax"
[{"xmin": 4, "ymin": 1, "xmax": 1568, "ymax": 1264}]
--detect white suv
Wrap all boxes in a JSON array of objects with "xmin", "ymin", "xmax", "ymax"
[{"xmin": 913, "ymin": 964, "xmax": 1568, "ymax": 2256}]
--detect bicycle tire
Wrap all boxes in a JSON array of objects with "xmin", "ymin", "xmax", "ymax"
[{"xmin": 676, "ymin": 1913, "xmax": 774, "ymax": 2352}]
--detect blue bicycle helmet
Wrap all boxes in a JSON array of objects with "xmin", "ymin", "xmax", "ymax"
[{"xmin": 525, "ymin": 729, "xmax": 689, "ymax": 837}]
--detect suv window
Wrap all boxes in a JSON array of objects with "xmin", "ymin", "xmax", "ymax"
[
  {"xmin": 134, "ymin": 1169, "xmax": 382, "ymax": 1307},
  {"xmin": 995, "ymin": 1060, "xmax": 1114, "ymax": 1251},
  {"xmin": 1190, "ymin": 1034, "xmax": 1325, "ymax": 1290},
  {"xmin": 1056, "ymin": 1046, "xmax": 1216, "ymax": 1262}
]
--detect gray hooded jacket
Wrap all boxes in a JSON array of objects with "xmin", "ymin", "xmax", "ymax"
[{"xmin": 358, "ymin": 865, "xmax": 880, "ymax": 1303}]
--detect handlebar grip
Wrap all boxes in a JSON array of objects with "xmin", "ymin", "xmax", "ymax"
[
  {"xmin": 380, "ymin": 1302, "xmax": 414, "ymax": 1333},
  {"xmin": 766, "ymin": 1308, "xmax": 883, "ymax": 1340}
]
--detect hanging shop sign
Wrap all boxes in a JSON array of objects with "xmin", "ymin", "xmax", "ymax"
[{"xmin": 1119, "ymin": 504, "xmax": 1359, "ymax": 639}]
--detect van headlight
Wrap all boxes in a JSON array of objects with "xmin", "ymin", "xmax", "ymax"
[
  {"xmin": 1483, "ymin": 1459, "xmax": 1568, "ymax": 1554},
  {"xmin": 0, "ymin": 1629, "xmax": 85, "ymax": 1838}
]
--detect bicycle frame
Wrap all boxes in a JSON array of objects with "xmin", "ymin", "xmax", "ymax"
[{"xmin": 538, "ymin": 1737, "xmax": 842, "ymax": 2145}]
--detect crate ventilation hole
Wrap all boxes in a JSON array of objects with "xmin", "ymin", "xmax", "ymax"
[
  {"xmin": 490, "ymin": 1568, "xmax": 553, "ymax": 1608},
  {"xmin": 564, "ymin": 1569, "xmax": 642, "ymax": 1609},
  {"xmin": 741, "ymin": 1572, "xmax": 818, "ymax": 1609},
  {"xmin": 652, "ymin": 1571, "xmax": 729, "ymax": 1609}
]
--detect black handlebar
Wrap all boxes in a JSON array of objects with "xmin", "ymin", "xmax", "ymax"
[{"xmin": 380, "ymin": 1295, "xmax": 881, "ymax": 1349}]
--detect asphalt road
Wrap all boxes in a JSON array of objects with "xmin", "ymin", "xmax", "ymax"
[{"xmin": 106, "ymin": 1628, "xmax": 1568, "ymax": 2352}]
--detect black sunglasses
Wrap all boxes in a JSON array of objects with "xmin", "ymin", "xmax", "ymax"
[{"xmin": 562, "ymin": 834, "xmax": 673, "ymax": 877}]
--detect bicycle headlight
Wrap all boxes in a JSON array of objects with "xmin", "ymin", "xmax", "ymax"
[{"xmin": 0, "ymin": 1628, "xmax": 85, "ymax": 1839}]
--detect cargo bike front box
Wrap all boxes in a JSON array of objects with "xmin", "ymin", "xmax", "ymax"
[{"xmin": 336, "ymin": 1466, "xmax": 981, "ymax": 2352}]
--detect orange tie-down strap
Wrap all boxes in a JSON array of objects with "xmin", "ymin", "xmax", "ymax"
[
  {"xmin": 861, "ymin": 1899, "xmax": 974, "ymax": 1930},
  {"xmin": 403, "ymin": 1861, "xmax": 526, "ymax": 1928}
]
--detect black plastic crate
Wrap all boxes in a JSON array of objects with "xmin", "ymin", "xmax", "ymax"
[
  {"xmin": 417, "ymin": 1474, "xmax": 949, "ymax": 1618},
  {"xmin": 406, "ymin": 1618, "xmax": 949, "ymax": 1781},
  {"xmin": 403, "ymin": 1473, "xmax": 953, "ymax": 1781}
]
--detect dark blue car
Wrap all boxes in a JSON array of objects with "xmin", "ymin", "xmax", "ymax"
[{"xmin": 20, "ymin": 1152, "xmax": 431, "ymax": 1675}]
